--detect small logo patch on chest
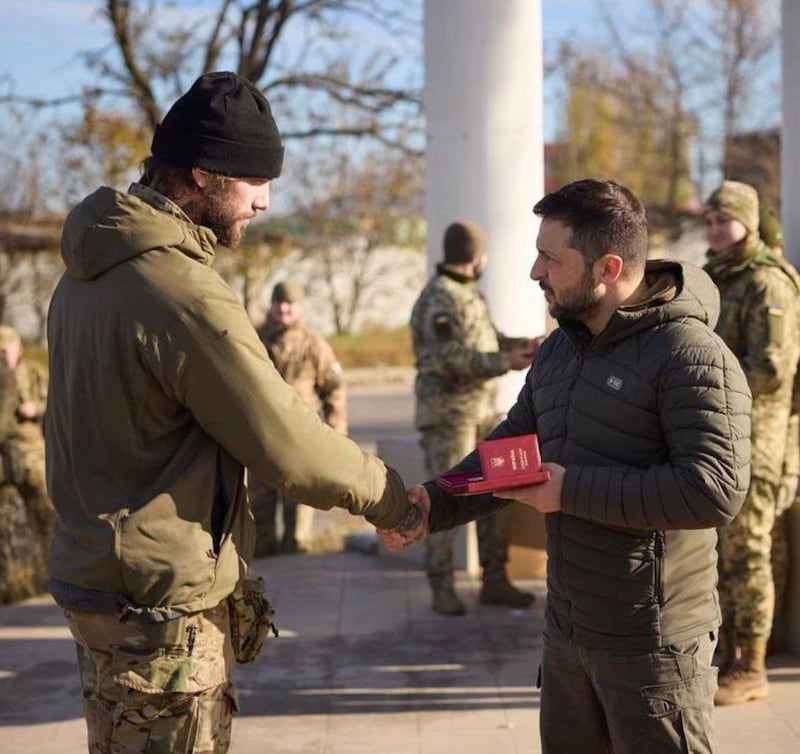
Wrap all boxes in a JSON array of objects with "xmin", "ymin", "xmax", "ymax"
[{"xmin": 606, "ymin": 375, "xmax": 624, "ymax": 391}]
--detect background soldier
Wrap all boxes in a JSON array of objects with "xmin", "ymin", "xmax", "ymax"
[
  {"xmin": 757, "ymin": 203, "xmax": 800, "ymax": 652},
  {"xmin": 0, "ymin": 356, "xmax": 45, "ymax": 602},
  {"xmin": 250, "ymin": 281, "xmax": 348, "ymax": 555},
  {"xmin": 410, "ymin": 220, "xmax": 537, "ymax": 616},
  {"xmin": 704, "ymin": 180, "xmax": 800, "ymax": 704},
  {"xmin": 0, "ymin": 325, "xmax": 53, "ymax": 580}
]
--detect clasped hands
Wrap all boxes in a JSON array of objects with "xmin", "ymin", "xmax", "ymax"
[
  {"xmin": 379, "ymin": 485, "xmax": 431, "ymax": 551},
  {"xmin": 379, "ymin": 462, "xmax": 565, "ymax": 552}
]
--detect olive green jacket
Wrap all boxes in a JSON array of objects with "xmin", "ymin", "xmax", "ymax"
[{"xmin": 47, "ymin": 184, "xmax": 409, "ymax": 619}]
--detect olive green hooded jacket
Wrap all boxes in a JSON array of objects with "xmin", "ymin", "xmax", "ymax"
[{"xmin": 46, "ymin": 184, "xmax": 409, "ymax": 620}]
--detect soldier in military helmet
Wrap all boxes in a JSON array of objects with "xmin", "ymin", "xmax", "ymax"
[
  {"xmin": 250, "ymin": 281, "xmax": 348, "ymax": 555},
  {"xmin": 704, "ymin": 180, "xmax": 800, "ymax": 705},
  {"xmin": 410, "ymin": 220, "xmax": 538, "ymax": 616}
]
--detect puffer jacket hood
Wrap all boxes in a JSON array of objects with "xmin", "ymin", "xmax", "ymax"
[
  {"xmin": 560, "ymin": 260, "xmax": 720, "ymax": 349},
  {"xmin": 426, "ymin": 259, "xmax": 751, "ymax": 651},
  {"xmin": 61, "ymin": 184, "xmax": 216, "ymax": 280}
]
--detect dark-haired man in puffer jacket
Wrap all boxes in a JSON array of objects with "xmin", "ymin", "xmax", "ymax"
[{"xmin": 385, "ymin": 179, "xmax": 752, "ymax": 754}]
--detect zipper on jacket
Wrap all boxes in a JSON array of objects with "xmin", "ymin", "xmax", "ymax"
[{"xmin": 653, "ymin": 531, "xmax": 665, "ymax": 606}]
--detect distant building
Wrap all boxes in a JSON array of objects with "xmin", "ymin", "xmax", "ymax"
[
  {"xmin": 725, "ymin": 127, "xmax": 780, "ymax": 210},
  {"xmin": 544, "ymin": 142, "xmax": 567, "ymax": 193}
]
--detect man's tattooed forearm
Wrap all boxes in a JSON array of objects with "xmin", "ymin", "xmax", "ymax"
[{"xmin": 396, "ymin": 503, "xmax": 424, "ymax": 532}]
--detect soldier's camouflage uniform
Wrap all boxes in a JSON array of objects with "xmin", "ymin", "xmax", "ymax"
[
  {"xmin": 0, "ymin": 361, "xmax": 45, "ymax": 602},
  {"xmin": 0, "ymin": 359, "xmax": 55, "ymax": 602},
  {"xmin": 8, "ymin": 357, "xmax": 55, "ymax": 572},
  {"xmin": 249, "ymin": 319, "xmax": 347, "ymax": 555},
  {"xmin": 65, "ymin": 600, "xmax": 235, "ymax": 753},
  {"xmin": 771, "ymin": 373, "xmax": 800, "ymax": 638},
  {"xmin": 411, "ymin": 264, "xmax": 527, "ymax": 591},
  {"xmin": 705, "ymin": 233, "xmax": 800, "ymax": 641}
]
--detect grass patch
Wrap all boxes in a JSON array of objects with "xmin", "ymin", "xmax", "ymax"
[
  {"xmin": 20, "ymin": 327, "xmax": 416, "ymax": 371},
  {"xmin": 328, "ymin": 326, "xmax": 414, "ymax": 368}
]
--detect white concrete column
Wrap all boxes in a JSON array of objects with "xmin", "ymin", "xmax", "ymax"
[
  {"xmin": 782, "ymin": 0, "xmax": 800, "ymax": 269},
  {"xmin": 424, "ymin": 0, "xmax": 546, "ymax": 412},
  {"xmin": 782, "ymin": 0, "xmax": 800, "ymax": 654}
]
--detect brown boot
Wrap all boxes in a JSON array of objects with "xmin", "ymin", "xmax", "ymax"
[
  {"xmin": 432, "ymin": 586, "xmax": 466, "ymax": 616},
  {"xmin": 479, "ymin": 577, "xmax": 535, "ymax": 608},
  {"xmin": 715, "ymin": 637, "xmax": 769, "ymax": 705}
]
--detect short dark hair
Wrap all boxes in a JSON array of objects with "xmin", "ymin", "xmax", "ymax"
[{"xmin": 533, "ymin": 179, "xmax": 648, "ymax": 272}]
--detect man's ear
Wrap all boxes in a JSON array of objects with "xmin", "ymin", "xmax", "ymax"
[
  {"xmin": 596, "ymin": 253, "xmax": 624, "ymax": 285},
  {"xmin": 191, "ymin": 167, "xmax": 210, "ymax": 189}
]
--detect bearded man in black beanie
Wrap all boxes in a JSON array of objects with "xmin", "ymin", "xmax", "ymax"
[{"xmin": 47, "ymin": 72, "xmax": 418, "ymax": 752}]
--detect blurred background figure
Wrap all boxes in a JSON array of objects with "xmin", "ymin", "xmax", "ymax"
[
  {"xmin": 757, "ymin": 201, "xmax": 800, "ymax": 654},
  {"xmin": 704, "ymin": 181, "xmax": 800, "ymax": 705},
  {"xmin": 759, "ymin": 203, "xmax": 784, "ymax": 254},
  {"xmin": 0, "ymin": 325, "xmax": 53, "ymax": 586},
  {"xmin": 410, "ymin": 220, "xmax": 537, "ymax": 616},
  {"xmin": 250, "ymin": 281, "xmax": 348, "ymax": 556}
]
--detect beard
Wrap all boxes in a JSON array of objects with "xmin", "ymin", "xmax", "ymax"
[
  {"xmin": 543, "ymin": 267, "xmax": 602, "ymax": 322},
  {"xmin": 200, "ymin": 182, "xmax": 248, "ymax": 248}
]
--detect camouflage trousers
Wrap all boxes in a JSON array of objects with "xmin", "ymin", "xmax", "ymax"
[
  {"xmin": 64, "ymin": 600, "xmax": 237, "ymax": 754},
  {"xmin": 19, "ymin": 453, "xmax": 56, "ymax": 577},
  {"xmin": 0, "ymin": 484, "xmax": 45, "ymax": 603},
  {"xmin": 420, "ymin": 418, "xmax": 510, "ymax": 589},
  {"xmin": 771, "ymin": 473, "xmax": 798, "ymax": 629},
  {"xmin": 0, "ymin": 446, "xmax": 53, "ymax": 603},
  {"xmin": 718, "ymin": 476, "xmax": 781, "ymax": 640}
]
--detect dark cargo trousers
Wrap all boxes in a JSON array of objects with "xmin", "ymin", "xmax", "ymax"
[{"xmin": 540, "ymin": 627, "xmax": 718, "ymax": 754}]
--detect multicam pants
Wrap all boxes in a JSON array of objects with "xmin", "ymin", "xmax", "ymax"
[
  {"xmin": 420, "ymin": 417, "xmax": 511, "ymax": 589},
  {"xmin": 64, "ymin": 601, "xmax": 237, "ymax": 754},
  {"xmin": 718, "ymin": 476, "xmax": 781, "ymax": 640}
]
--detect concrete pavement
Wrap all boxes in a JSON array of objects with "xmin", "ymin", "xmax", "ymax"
[
  {"xmin": 3, "ymin": 371, "xmax": 800, "ymax": 752},
  {"xmin": 1, "ymin": 547, "xmax": 799, "ymax": 753}
]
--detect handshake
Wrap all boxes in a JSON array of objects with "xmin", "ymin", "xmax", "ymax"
[{"xmin": 379, "ymin": 485, "xmax": 432, "ymax": 551}]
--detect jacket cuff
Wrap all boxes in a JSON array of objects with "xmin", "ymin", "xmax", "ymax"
[{"xmin": 363, "ymin": 465, "xmax": 410, "ymax": 529}]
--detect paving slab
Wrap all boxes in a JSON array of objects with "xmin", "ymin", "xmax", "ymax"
[{"xmin": 0, "ymin": 550, "xmax": 798, "ymax": 753}]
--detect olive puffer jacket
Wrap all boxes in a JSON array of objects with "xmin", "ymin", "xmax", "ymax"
[{"xmin": 427, "ymin": 260, "xmax": 752, "ymax": 650}]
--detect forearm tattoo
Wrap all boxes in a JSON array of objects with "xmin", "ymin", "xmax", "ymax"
[{"xmin": 395, "ymin": 502, "xmax": 425, "ymax": 533}]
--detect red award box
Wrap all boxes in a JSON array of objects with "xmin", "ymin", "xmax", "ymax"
[{"xmin": 435, "ymin": 433, "xmax": 550, "ymax": 496}]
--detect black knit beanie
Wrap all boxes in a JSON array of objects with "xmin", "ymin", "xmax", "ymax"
[
  {"xmin": 151, "ymin": 71, "xmax": 284, "ymax": 179},
  {"xmin": 443, "ymin": 220, "xmax": 486, "ymax": 264},
  {"xmin": 271, "ymin": 280, "xmax": 304, "ymax": 303}
]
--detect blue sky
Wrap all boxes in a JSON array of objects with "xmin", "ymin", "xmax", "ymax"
[
  {"xmin": 0, "ymin": 0, "xmax": 782, "ymax": 200},
  {"xmin": 0, "ymin": 0, "xmax": 616, "ymax": 140}
]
